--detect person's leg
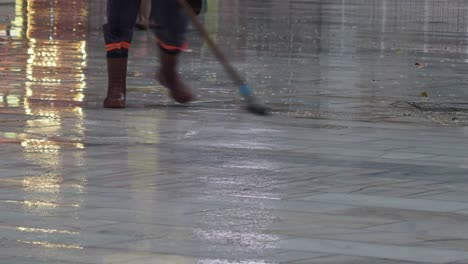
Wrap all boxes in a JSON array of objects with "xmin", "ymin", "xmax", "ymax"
[
  {"xmin": 102, "ymin": 0, "xmax": 140, "ymax": 108},
  {"xmin": 151, "ymin": 0, "xmax": 193, "ymax": 103},
  {"xmin": 136, "ymin": 0, "xmax": 151, "ymax": 30}
]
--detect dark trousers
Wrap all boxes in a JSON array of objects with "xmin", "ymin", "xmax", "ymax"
[{"xmin": 104, "ymin": 0, "xmax": 189, "ymax": 58}]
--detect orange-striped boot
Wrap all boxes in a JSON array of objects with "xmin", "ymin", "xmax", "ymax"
[
  {"xmin": 158, "ymin": 50, "xmax": 194, "ymax": 104},
  {"xmin": 103, "ymin": 57, "xmax": 127, "ymax": 108}
]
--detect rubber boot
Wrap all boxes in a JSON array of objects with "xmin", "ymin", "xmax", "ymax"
[
  {"xmin": 158, "ymin": 50, "xmax": 194, "ymax": 104},
  {"xmin": 103, "ymin": 57, "xmax": 127, "ymax": 108}
]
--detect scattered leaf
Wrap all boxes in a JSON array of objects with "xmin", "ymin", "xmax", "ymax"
[{"xmin": 420, "ymin": 91, "xmax": 428, "ymax": 97}]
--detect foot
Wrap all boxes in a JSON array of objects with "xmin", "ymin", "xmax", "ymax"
[
  {"xmin": 103, "ymin": 94, "xmax": 125, "ymax": 108},
  {"xmin": 158, "ymin": 70, "xmax": 194, "ymax": 104},
  {"xmin": 103, "ymin": 57, "xmax": 127, "ymax": 108},
  {"xmin": 135, "ymin": 23, "xmax": 148, "ymax": 30},
  {"xmin": 158, "ymin": 51, "xmax": 194, "ymax": 104}
]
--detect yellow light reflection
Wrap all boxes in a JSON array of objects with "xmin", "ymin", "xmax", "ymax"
[
  {"xmin": 17, "ymin": 240, "xmax": 83, "ymax": 250},
  {"xmin": 17, "ymin": 226, "xmax": 79, "ymax": 235},
  {"xmin": 21, "ymin": 139, "xmax": 61, "ymax": 151},
  {"xmin": 10, "ymin": 0, "xmax": 25, "ymax": 38},
  {"xmin": 6, "ymin": 95, "xmax": 20, "ymax": 107},
  {"xmin": 5, "ymin": 200, "xmax": 79, "ymax": 209},
  {"xmin": 21, "ymin": 173, "xmax": 61, "ymax": 193},
  {"xmin": 24, "ymin": 0, "xmax": 88, "ymax": 107},
  {"xmin": 18, "ymin": 0, "xmax": 89, "ymax": 218}
]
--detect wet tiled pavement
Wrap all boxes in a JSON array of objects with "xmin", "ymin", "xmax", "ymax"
[{"xmin": 2, "ymin": 0, "xmax": 468, "ymax": 263}]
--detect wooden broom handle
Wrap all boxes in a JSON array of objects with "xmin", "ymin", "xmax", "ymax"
[{"xmin": 178, "ymin": 0, "xmax": 246, "ymax": 86}]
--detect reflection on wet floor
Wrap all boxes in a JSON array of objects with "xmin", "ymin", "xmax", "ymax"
[
  {"xmin": 1, "ymin": 0, "xmax": 468, "ymax": 263},
  {"xmin": 1, "ymin": 0, "xmax": 89, "ymax": 254},
  {"xmin": 3, "ymin": 1, "xmax": 468, "ymax": 119}
]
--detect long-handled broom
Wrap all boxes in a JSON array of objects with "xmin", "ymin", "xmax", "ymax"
[{"xmin": 178, "ymin": 0, "xmax": 270, "ymax": 116}]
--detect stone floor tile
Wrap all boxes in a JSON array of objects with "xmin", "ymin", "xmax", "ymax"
[
  {"xmin": 274, "ymin": 239, "xmax": 468, "ymax": 263},
  {"xmin": 294, "ymin": 193, "xmax": 468, "ymax": 213},
  {"xmin": 2, "ymin": 0, "xmax": 468, "ymax": 263}
]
